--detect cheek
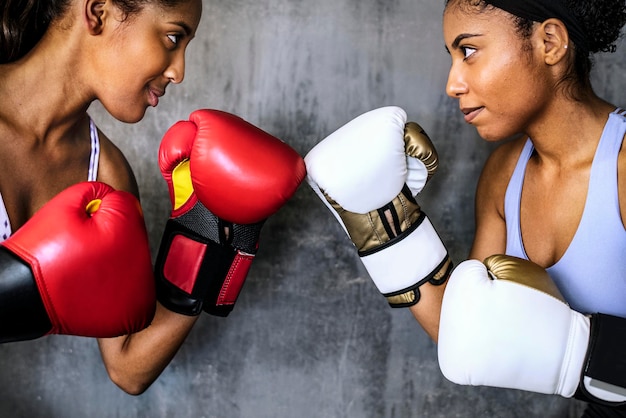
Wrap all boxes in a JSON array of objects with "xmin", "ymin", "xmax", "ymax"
[
  {"xmin": 96, "ymin": 50, "xmax": 143, "ymax": 90},
  {"xmin": 480, "ymin": 58, "xmax": 534, "ymax": 112},
  {"xmin": 490, "ymin": 59, "xmax": 518, "ymax": 89},
  {"xmin": 96, "ymin": 71, "xmax": 150, "ymax": 122},
  {"xmin": 114, "ymin": 35, "xmax": 165, "ymax": 77}
]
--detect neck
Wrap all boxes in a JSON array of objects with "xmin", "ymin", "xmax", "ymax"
[
  {"xmin": 0, "ymin": 27, "xmax": 94, "ymax": 141},
  {"xmin": 524, "ymin": 92, "xmax": 616, "ymax": 168}
]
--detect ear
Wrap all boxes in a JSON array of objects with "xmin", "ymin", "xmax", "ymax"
[
  {"xmin": 538, "ymin": 18, "xmax": 570, "ymax": 66},
  {"xmin": 84, "ymin": 0, "xmax": 106, "ymax": 35}
]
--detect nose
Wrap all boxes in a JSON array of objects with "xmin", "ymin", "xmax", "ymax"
[
  {"xmin": 446, "ymin": 63, "xmax": 467, "ymax": 98},
  {"xmin": 164, "ymin": 51, "xmax": 186, "ymax": 84}
]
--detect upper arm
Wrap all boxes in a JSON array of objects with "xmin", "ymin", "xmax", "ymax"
[
  {"xmin": 92, "ymin": 129, "xmax": 202, "ymax": 395},
  {"xmin": 410, "ymin": 139, "xmax": 525, "ymax": 341},
  {"xmin": 469, "ymin": 139, "xmax": 524, "ymax": 261},
  {"xmin": 617, "ymin": 132, "xmax": 626, "ymax": 228}
]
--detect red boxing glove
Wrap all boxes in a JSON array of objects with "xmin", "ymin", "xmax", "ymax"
[
  {"xmin": 155, "ymin": 109, "xmax": 306, "ymax": 317},
  {"xmin": 189, "ymin": 110, "xmax": 306, "ymax": 224},
  {"xmin": 0, "ymin": 182, "xmax": 156, "ymax": 342}
]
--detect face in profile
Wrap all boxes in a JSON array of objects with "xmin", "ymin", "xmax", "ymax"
[
  {"xmin": 93, "ymin": 0, "xmax": 203, "ymax": 123},
  {"xmin": 443, "ymin": 3, "xmax": 553, "ymax": 141}
]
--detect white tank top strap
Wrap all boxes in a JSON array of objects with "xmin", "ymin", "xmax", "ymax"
[
  {"xmin": 0, "ymin": 197, "xmax": 10, "ymax": 242},
  {"xmin": 88, "ymin": 117, "xmax": 100, "ymax": 182},
  {"xmin": 0, "ymin": 117, "xmax": 101, "ymax": 243}
]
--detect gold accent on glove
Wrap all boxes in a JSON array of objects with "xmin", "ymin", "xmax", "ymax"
[
  {"xmin": 385, "ymin": 257, "xmax": 453, "ymax": 307},
  {"xmin": 484, "ymin": 254, "xmax": 566, "ymax": 303},
  {"xmin": 386, "ymin": 291, "xmax": 418, "ymax": 306},
  {"xmin": 325, "ymin": 187, "xmax": 422, "ymax": 253},
  {"xmin": 404, "ymin": 122, "xmax": 439, "ymax": 180}
]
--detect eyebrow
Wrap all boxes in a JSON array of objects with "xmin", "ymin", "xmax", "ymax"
[
  {"xmin": 171, "ymin": 21, "xmax": 193, "ymax": 36},
  {"xmin": 445, "ymin": 33, "xmax": 483, "ymax": 53}
]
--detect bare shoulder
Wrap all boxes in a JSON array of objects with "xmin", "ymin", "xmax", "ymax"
[
  {"xmin": 95, "ymin": 128, "xmax": 140, "ymax": 199},
  {"xmin": 476, "ymin": 136, "xmax": 527, "ymax": 208}
]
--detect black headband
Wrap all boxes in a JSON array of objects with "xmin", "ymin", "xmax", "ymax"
[{"xmin": 484, "ymin": 0, "xmax": 588, "ymax": 53}]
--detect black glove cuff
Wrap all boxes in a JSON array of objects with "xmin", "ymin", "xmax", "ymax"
[
  {"xmin": 574, "ymin": 313, "xmax": 626, "ymax": 408},
  {"xmin": 156, "ymin": 200, "xmax": 264, "ymax": 317},
  {"xmin": 0, "ymin": 247, "xmax": 51, "ymax": 343},
  {"xmin": 155, "ymin": 218, "xmax": 208, "ymax": 316},
  {"xmin": 155, "ymin": 218, "xmax": 242, "ymax": 317},
  {"xmin": 155, "ymin": 278, "xmax": 204, "ymax": 316}
]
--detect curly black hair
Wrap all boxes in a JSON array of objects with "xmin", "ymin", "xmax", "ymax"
[
  {"xmin": 444, "ymin": 0, "xmax": 626, "ymax": 94},
  {"xmin": 564, "ymin": 0, "xmax": 626, "ymax": 54}
]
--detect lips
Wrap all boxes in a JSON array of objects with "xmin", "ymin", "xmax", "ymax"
[
  {"xmin": 148, "ymin": 87, "xmax": 165, "ymax": 107},
  {"xmin": 461, "ymin": 106, "xmax": 484, "ymax": 124}
]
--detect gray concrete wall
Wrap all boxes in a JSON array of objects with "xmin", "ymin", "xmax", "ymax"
[{"xmin": 0, "ymin": 1, "xmax": 624, "ymax": 417}]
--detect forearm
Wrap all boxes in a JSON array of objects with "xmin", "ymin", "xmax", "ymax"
[
  {"xmin": 101, "ymin": 110, "xmax": 304, "ymax": 396},
  {"xmin": 409, "ymin": 281, "xmax": 447, "ymax": 342},
  {"xmin": 97, "ymin": 302, "xmax": 199, "ymax": 396}
]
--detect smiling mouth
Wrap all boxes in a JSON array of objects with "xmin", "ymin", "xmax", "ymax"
[
  {"xmin": 461, "ymin": 107, "xmax": 484, "ymax": 124},
  {"xmin": 148, "ymin": 88, "xmax": 165, "ymax": 107}
]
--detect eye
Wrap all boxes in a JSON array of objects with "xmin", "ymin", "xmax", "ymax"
[
  {"xmin": 167, "ymin": 34, "xmax": 181, "ymax": 45},
  {"xmin": 460, "ymin": 46, "xmax": 476, "ymax": 60}
]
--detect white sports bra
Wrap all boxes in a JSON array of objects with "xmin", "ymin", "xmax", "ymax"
[{"xmin": 0, "ymin": 118, "xmax": 101, "ymax": 241}]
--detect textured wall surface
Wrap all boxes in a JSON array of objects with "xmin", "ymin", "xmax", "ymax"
[{"xmin": 0, "ymin": 1, "xmax": 624, "ymax": 417}]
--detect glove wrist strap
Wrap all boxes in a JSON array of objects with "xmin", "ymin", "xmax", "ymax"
[
  {"xmin": 383, "ymin": 256, "xmax": 452, "ymax": 308},
  {"xmin": 155, "ymin": 210, "xmax": 258, "ymax": 317},
  {"xmin": 575, "ymin": 313, "xmax": 626, "ymax": 408}
]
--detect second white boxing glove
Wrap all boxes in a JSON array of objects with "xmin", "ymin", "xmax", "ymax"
[
  {"xmin": 438, "ymin": 255, "xmax": 626, "ymax": 407},
  {"xmin": 305, "ymin": 106, "xmax": 451, "ymax": 307}
]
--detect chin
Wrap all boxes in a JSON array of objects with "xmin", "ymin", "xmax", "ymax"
[
  {"xmin": 476, "ymin": 126, "xmax": 515, "ymax": 142},
  {"xmin": 99, "ymin": 99, "xmax": 148, "ymax": 124},
  {"xmin": 113, "ymin": 109, "xmax": 148, "ymax": 124},
  {"xmin": 125, "ymin": 114, "xmax": 147, "ymax": 124}
]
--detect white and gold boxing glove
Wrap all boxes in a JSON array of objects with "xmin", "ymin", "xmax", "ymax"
[
  {"xmin": 438, "ymin": 254, "xmax": 626, "ymax": 407},
  {"xmin": 305, "ymin": 106, "xmax": 451, "ymax": 307}
]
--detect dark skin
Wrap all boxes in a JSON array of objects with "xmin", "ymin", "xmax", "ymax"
[
  {"xmin": 0, "ymin": 115, "xmax": 138, "ymax": 229},
  {"xmin": 409, "ymin": 4, "xmax": 625, "ymax": 343},
  {"xmin": 0, "ymin": 0, "xmax": 203, "ymax": 395}
]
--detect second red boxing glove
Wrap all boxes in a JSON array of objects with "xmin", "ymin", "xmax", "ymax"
[
  {"xmin": 0, "ymin": 182, "xmax": 155, "ymax": 342},
  {"xmin": 155, "ymin": 109, "xmax": 306, "ymax": 317}
]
